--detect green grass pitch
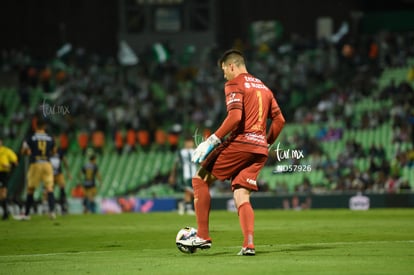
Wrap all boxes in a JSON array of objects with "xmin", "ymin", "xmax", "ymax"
[{"xmin": 0, "ymin": 209, "xmax": 413, "ymax": 274}]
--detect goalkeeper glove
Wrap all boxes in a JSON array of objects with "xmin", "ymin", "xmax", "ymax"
[{"xmin": 191, "ymin": 134, "xmax": 221, "ymax": 164}]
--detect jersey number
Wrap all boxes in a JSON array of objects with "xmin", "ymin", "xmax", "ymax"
[
  {"xmin": 256, "ymin": 91, "xmax": 263, "ymax": 122},
  {"xmin": 251, "ymin": 91, "xmax": 264, "ymax": 131},
  {"xmin": 85, "ymin": 169, "xmax": 95, "ymax": 181},
  {"xmin": 38, "ymin": 140, "xmax": 47, "ymax": 156}
]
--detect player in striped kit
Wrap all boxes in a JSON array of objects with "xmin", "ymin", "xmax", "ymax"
[{"xmin": 169, "ymin": 136, "xmax": 197, "ymax": 215}]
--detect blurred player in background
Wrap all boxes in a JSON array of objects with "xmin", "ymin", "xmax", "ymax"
[
  {"xmin": 0, "ymin": 138, "xmax": 18, "ymax": 220},
  {"xmin": 50, "ymin": 146, "xmax": 72, "ymax": 214},
  {"xmin": 80, "ymin": 154, "xmax": 102, "ymax": 213},
  {"xmin": 169, "ymin": 135, "xmax": 197, "ymax": 215},
  {"xmin": 177, "ymin": 49, "xmax": 285, "ymax": 255},
  {"xmin": 18, "ymin": 119, "xmax": 56, "ymax": 220}
]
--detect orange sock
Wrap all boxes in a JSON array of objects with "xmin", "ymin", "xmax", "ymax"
[
  {"xmin": 238, "ymin": 202, "xmax": 254, "ymax": 248},
  {"xmin": 192, "ymin": 177, "xmax": 211, "ymax": 240}
]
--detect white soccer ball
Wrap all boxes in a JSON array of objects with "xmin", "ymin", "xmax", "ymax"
[{"xmin": 176, "ymin": 226, "xmax": 197, "ymax": 254}]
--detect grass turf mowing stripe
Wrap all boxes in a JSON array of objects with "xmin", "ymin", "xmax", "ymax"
[
  {"xmin": 1, "ymin": 209, "xmax": 413, "ymax": 274},
  {"xmin": 1, "ymin": 239, "xmax": 412, "ymax": 258}
]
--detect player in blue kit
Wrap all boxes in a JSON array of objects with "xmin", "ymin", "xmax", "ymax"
[{"xmin": 16, "ymin": 119, "xmax": 56, "ymax": 220}]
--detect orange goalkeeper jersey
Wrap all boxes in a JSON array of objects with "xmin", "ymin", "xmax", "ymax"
[{"xmin": 217, "ymin": 73, "xmax": 283, "ymax": 156}]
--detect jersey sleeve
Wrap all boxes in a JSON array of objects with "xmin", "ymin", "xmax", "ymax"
[
  {"xmin": 266, "ymin": 97, "xmax": 285, "ymax": 145},
  {"xmin": 7, "ymin": 148, "xmax": 18, "ymax": 163},
  {"xmin": 224, "ymin": 81, "xmax": 243, "ymax": 112},
  {"xmin": 214, "ymin": 79, "xmax": 244, "ymax": 139},
  {"xmin": 214, "ymin": 109, "xmax": 242, "ymax": 139}
]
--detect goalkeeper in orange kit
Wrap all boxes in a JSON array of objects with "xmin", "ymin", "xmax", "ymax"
[{"xmin": 177, "ymin": 49, "xmax": 285, "ymax": 255}]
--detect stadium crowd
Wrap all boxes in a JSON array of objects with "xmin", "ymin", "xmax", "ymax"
[{"xmin": 1, "ymin": 29, "xmax": 413, "ymax": 196}]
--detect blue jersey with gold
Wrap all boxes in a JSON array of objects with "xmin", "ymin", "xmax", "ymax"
[
  {"xmin": 26, "ymin": 132, "xmax": 55, "ymax": 163},
  {"xmin": 82, "ymin": 162, "xmax": 98, "ymax": 188}
]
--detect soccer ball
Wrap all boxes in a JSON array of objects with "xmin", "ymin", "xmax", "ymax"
[{"xmin": 176, "ymin": 226, "xmax": 197, "ymax": 254}]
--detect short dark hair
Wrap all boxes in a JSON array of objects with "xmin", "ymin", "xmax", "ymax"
[
  {"xmin": 184, "ymin": 133, "xmax": 194, "ymax": 141},
  {"xmin": 218, "ymin": 49, "xmax": 245, "ymax": 67},
  {"xmin": 36, "ymin": 117, "xmax": 47, "ymax": 129}
]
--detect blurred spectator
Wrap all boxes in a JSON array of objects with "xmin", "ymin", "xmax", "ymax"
[
  {"xmin": 293, "ymin": 177, "xmax": 312, "ymax": 209},
  {"xmin": 55, "ymin": 70, "xmax": 66, "ymax": 85},
  {"xmin": 323, "ymin": 127, "xmax": 343, "ymax": 141},
  {"xmin": 408, "ymin": 66, "xmax": 414, "ymax": 82},
  {"xmin": 399, "ymin": 180, "xmax": 411, "ymax": 193},
  {"xmin": 390, "ymin": 153, "xmax": 404, "ymax": 178},
  {"xmin": 27, "ymin": 66, "xmax": 38, "ymax": 88},
  {"xmin": 351, "ymin": 168, "xmax": 371, "ymax": 191},
  {"xmin": 126, "ymin": 128, "xmax": 137, "ymax": 153},
  {"xmin": 368, "ymin": 144, "xmax": 386, "ymax": 159},
  {"xmin": 379, "ymin": 158, "xmax": 391, "ymax": 177},
  {"xmin": 59, "ymin": 132, "xmax": 69, "ymax": 155},
  {"xmin": 71, "ymin": 183, "xmax": 85, "ymax": 198},
  {"xmin": 407, "ymin": 149, "xmax": 414, "ymax": 168},
  {"xmin": 368, "ymin": 158, "xmax": 381, "ymax": 174},
  {"xmin": 78, "ymin": 131, "xmax": 89, "ymax": 155},
  {"xmin": 114, "ymin": 129, "xmax": 124, "ymax": 155},
  {"xmin": 295, "ymin": 177, "xmax": 312, "ymax": 195},
  {"xmin": 316, "ymin": 126, "xmax": 327, "ymax": 140},
  {"xmin": 368, "ymin": 40, "xmax": 378, "ymax": 60},
  {"xmin": 137, "ymin": 129, "xmax": 150, "ymax": 151},
  {"xmin": 154, "ymin": 128, "xmax": 167, "ymax": 151},
  {"xmin": 31, "ymin": 115, "xmax": 38, "ymax": 132},
  {"xmin": 385, "ymin": 175, "xmax": 402, "ymax": 193},
  {"xmin": 91, "ymin": 130, "xmax": 105, "ymax": 154},
  {"xmin": 275, "ymin": 182, "xmax": 289, "ymax": 195},
  {"xmin": 0, "ymin": 103, "xmax": 6, "ymax": 120},
  {"xmin": 39, "ymin": 66, "xmax": 52, "ymax": 93},
  {"xmin": 168, "ymin": 131, "xmax": 179, "ymax": 152}
]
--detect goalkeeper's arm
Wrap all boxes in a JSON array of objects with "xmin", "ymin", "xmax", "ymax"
[
  {"xmin": 266, "ymin": 112, "xmax": 285, "ymax": 146},
  {"xmin": 214, "ymin": 108, "xmax": 242, "ymax": 139},
  {"xmin": 192, "ymin": 109, "xmax": 242, "ymax": 163}
]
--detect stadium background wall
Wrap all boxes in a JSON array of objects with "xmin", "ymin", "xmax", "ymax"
[
  {"xmin": 210, "ymin": 194, "xmax": 414, "ymax": 210},
  {"xmin": 2, "ymin": 0, "xmax": 414, "ymax": 58},
  {"xmin": 66, "ymin": 194, "xmax": 414, "ymax": 214}
]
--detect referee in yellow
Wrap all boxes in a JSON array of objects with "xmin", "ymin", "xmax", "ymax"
[{"xmin": 0, "ymin": 138, "xmax": 18, "ymax": 220}]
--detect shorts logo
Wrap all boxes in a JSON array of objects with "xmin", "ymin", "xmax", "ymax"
[{"xmin": 246, "ymin": 178, "xmax": 257, "ymax": 186}]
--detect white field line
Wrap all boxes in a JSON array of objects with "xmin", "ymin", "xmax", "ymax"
[
  {"xmin": 254, "ymin": 239, "xmax": 414, "ymax": 248},
  {"xmin": 0, "ymin": 250, "xmax": 118, "ymax": 259},
  {"xmin": 0, "ymin": 240, "xmax": 413, "ymax": 259}
]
